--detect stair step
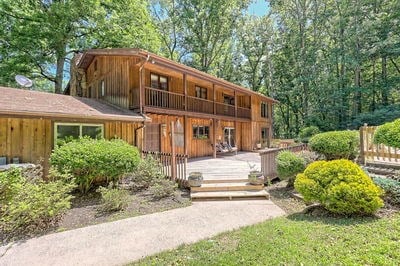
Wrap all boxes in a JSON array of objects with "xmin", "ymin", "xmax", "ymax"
[
  {"xmin": 202, "ymin": 179, "xmax": 249, "ymax": 184},
  {"xmin": 191, "ymin": 190, "xmax": 270, "ymax": 201},
  {"xmin": 191, "ymin": 182, "xmax": 263, "ymax": 192}
]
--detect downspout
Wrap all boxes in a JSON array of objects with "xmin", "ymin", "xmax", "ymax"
[{"xmin": 135, "ymin": 122, "xmax": 146, "ymax": 151}]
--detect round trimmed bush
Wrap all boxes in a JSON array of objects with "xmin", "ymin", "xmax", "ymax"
[
  {"xmin": 276, "ymin": 151, "xmax": 306, "ymax": 187},
  {"xmin": 50, "ymin": 138, "xmax": 140, "ymax": 193},
  {"xmin": 294, "ymin": 160, "xmax": 383, "ymax": 215},
  {"xmin": 373, "ymin": 119, "xmax": 400, "ymax": 148},
  {"xmin": 298, "ymin": 126, "xmax": 320, "ymax": 143},
  {"xmin": 309, "ymin": 130, "xmax": 359, "ymax": 160}
]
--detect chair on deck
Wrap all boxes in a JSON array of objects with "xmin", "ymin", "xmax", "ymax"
[{"xmin": 215, "ymin": 142, "xmax": 238, "ymax": 155}]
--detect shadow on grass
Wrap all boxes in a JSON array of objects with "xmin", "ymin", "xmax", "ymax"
[{"xmin": 286, "ymin": 208, "xmax": 380, "ymax": 227}]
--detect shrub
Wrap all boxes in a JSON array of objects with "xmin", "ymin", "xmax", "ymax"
[
  {"xmin": 297, "ymin": 150, "xmax": 320, "ymax": 166},
  {"xmin": 295, "ymin": 160, "xmax": 383, "ymax": 215},
  {"xmin": 298, "ymin": 126, "xmax": 320, "ymax": 143},
  {"xmin": 149, "ymin": 179, "xmax": 177, "ymax": 199},
  {"xmin": 276, "ymin": 151, "xmax": 306, "ymax": 187},
  {"xmin": 373, "ymin": 119, "xmax": 400, "ymax": 148},
  {"xmin": 97, "ymin": 186, "xmax": 130, "ymax": 212},
  {"xmin": 0, "ymin": 168, "xmax": 74, "ymax": 237},
  {"xmin": 120, "ymin": 156, "xmax": 165, "ymax": 191},
  {"xmin": 373, "ymin": 177, "xmax": 400, "ymax": 206},
  {"xmin": 309, "ymin": 131, "xmax": 359, "ymax": 160},
  {"xmin": 50, "ymin": 138, "xmax": 141, "ymax": 193}
]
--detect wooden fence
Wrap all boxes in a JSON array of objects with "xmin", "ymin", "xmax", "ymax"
[
  {"xmin": 359, "ymin": 125, "xmax": 400, "ymax": 164},
  {"xmin": 260, "ymin": 143, "xmax": 308, "ymax": 180},
  {"xmin": 142, "ymin": 150, "xmax": 188, "ymax": 186}
]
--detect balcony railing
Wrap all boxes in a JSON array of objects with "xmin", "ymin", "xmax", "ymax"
[
  {"xmin": 216, "ymin": 102, "xmax": 235, "ymax": 117},
  {"xmin": 237, "ymin": 107, "xmax": 251, "ymax": 119},
  {"xmin": 187, "ymin": 96, "xmax": 214, "ymax": 114},
  {"xmin": 145, "ymin": 87, "xmax": 185, "ymax": 110},
  {"xmin": 144, "ymin": 87, "xmax": 251, "ymax": 119}
]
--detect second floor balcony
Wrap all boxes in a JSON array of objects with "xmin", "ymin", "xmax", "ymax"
[{"xmin": 144, "ymin": 87, "xmax": 252, "ymax": 119}]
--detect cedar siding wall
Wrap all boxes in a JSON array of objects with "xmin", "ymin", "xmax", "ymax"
[
  {"xmin": 85, "ymin": 56, "xmax": 141, "ymax": 109},
  {"xmin": 0, "ymin": 116, "xmax": 142, "ymax": 172}
]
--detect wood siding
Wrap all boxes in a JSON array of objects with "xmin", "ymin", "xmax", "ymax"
[
  {"xmin": 0, "ymin": 116, "xmax": 142, "ymax": 173},
  {"xmin": 85, "ymin": 56, "xmax": 141, "ymax": 109}
]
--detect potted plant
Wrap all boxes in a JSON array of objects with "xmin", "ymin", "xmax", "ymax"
[
  {"xmin": 247, "ymin": 162, "xmax": 264, "ymax": 185},
  {"xmin": 188, "ymin": 172, "xmax": 203, "ymax": 187}
]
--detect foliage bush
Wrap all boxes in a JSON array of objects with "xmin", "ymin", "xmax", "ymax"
[
  {"xmin": 373, "ymin": 119, "xmax": 400, "ymax": 148},
  {"xmin": 97, "ymin": 185, "xmax": 130, "ymax": 212},
  {"xmin": 298, "ymin": 126, "xmax": 320, "ymax": 143},
  {"xmin": 309, "ymin": 130, "xmax": 359, "ymax": 160},
  {"xmin": 349, "ymin": 104, "xmax": 400, "ymax": 129},
  {"xmin": 295, "ymin": 160, "xmax": 383, "ymax": 215},
  {"xmin": 0, "ymin": 168, "xmax": 74, "ymax": 237},
  {"xmin": 276, "ymin": 151, "xmax": 306, "ymax": 186},
  {"xmin": 50, "ymin": 138, "xmax": 140, "ymax": 193},
  {"xmin": 373, "ymin": 177, "xmax": 400, "ymax": 206},
  {"xmin": 149, "ymin": 179, "xmax": 177, "ymax": 199},
  {"xmin": 120, "ymin": 156, "xmax": 165, "ymax": 191},
  {"xmin": 297, "ymin": 150, "xmax": 320, "ymax": 165}
]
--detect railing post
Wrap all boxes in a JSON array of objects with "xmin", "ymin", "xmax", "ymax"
[
  {"xmin": 359, "ymin": 124, "xmax": 366, "ymax": 165},
  {"xmin": 171, "ymin": 121, "xmax": 176, "ymax": 180}
]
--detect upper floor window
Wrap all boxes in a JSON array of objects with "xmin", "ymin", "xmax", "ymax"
[
  {"xmin": 223, "ymin": 94, "xmax": 235, "ymax": 105},
  {"xmin": 195, "ymin": 86, "xmax": 207, "ymax": 99},
  {"xmin": 261, "ymin": 102, "xmax": 269, "ymax": 118},
  {"xmin": 150, "ymin": 73, "xmax": 168, "ymax": 90}
]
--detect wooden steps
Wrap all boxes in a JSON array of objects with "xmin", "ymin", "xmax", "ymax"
[
  {"xmin": 191, "ymin": 182, "xmax": 263, "ymax": 192},
  {"xmin": 191, "ymin": 190, "xmax": 269, "ymax": 201},
  {"xmin": 190, "ymin": 179, "xmax": 269, "ymax": 201}
]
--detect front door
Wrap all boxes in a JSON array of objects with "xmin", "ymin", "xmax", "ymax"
[{"xmin": 224, "ymin": 127, "xmax": 235, "ymax": 147}]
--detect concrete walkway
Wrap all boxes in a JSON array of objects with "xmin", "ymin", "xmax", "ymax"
[{"xmin": 0, "ymin": 200, "xmax": 285, "ymax": 266}]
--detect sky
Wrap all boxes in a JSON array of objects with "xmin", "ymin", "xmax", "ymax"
[{"xmin": 247, "ymin": 0, "xmax": 270, "ymax": 16}]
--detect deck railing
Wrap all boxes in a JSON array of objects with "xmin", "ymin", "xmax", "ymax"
[
  {"xmin": 360, "ymin": 125, "xmax": 400, "ymax": 164},
  {"xmin": 187, "ymin": 96, "xmax": 214, "ymax": 114},
  {"xmin": 260, "ymin": 143, "xmax": 308, "ymax": 180},
  {"xmin": 215, "ymin": 102, "xmax": 235, "ymax": 117},
  {"xmin": 145, "ymin": 87, "xmax": 185, "ymax": 110},
  {"xmin": 142, "ymin": 150, "xmax": 188, "ymax": 187},
  {"xmin": 237, "ymin": 106, "xmax": 251, "ymax": 119}
]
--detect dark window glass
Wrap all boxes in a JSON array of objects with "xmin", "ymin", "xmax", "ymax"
[
  {"xmin": 82, "ymin": 126, "xmax": 103, "ymax": 139},
  {"xmin": 193, "ymin": 125, "xmax": 210, "ymax": 139},
  {"xmin": 224, "ymin": 95, "xmax": 235, "ymax": 105},
  {"xmin": 261, "ymin": 102, "xmax": 268, "ymax": 118},
  {"xmin": 150, "ymin": 73, "xmax": 168, "ymax": 90},
  {"xmin": 195, "ymin": 86, "xmax": 207, "ymax": 99}
]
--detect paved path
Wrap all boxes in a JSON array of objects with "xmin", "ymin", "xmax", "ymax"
[
  {"xmin": 187, "ymin": 152, "xmax": 262, "ymax": 181},
  {"xmin": 0, "ymin": 200, "xmax": 285, "ymax": 266}
]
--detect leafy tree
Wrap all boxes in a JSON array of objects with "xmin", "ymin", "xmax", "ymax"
[{"xmin": 0, "ymin": 0, "xmax": 160, "ymax": 93}]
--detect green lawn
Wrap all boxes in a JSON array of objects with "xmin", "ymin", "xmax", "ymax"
[{"xmin": 134, "ymin": 213, "xmax": 400, "ymax": 266}]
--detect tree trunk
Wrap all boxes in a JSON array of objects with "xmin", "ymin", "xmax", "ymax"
[
  {"xmin": 381, "ymin": 56, "xmax": 388, "ymax": 105},
  {"xmin": 55, "ymin": 55, "xmax": 65, "ymax": 94}
]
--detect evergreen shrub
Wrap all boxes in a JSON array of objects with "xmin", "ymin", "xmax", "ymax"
[{"xmin": 295, "ymin": 160, "xmax": 383, "ymax": 215}]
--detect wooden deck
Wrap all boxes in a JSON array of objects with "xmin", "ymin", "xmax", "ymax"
[{"xmin": 186, "ymin": 152, "xmax": 261, "ymax": 181}]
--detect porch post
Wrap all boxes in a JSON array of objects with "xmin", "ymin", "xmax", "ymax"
[
  {"xmin": 183, "ymin": 73, "xmax": 187, "ymax": 111},
  {"xmin": 213, "ymin": 118, "xmax": 217, "ymax": 158},
  {"xmin": 184, "ymin": 115, "xmax": 188, "ymax": 156},
  {"xmin": 171, "ymin": 121, "xmax": 177, "ymax": 180},
  {"xmin": 213, "ymin": 84, "xmax": 216, "ymax": 115}
]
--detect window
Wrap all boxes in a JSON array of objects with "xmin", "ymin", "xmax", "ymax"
[
  {"xmin": 261, "ymin": 127, "xmax": 269, "ymax": 141},
  {"xmin": 192, "ymin": 125, "xmax": 210, "ymax": 139},
  {"xmin": 261, "ymin": 102, "xmax": 269, "ymax": 118},
  {"xmin": 54, "ymin": 123, "xmax": 103, "ymax": 146},
  {"xmin": 195, "ymin": 86, "xmax": 207, "ymax": 99},
  {"xmin": 150, "ymin": 73, "xmax": 168, "ymax": 90},
  {"xmin": 223, "ymin": 94, "xmax": 235, "ymax": 105}
]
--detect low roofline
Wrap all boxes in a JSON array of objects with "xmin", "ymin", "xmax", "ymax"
[
  {"xmin": 78, "ymin": 48, "xmax": 278, "ymax": 103},
  {"xmin": 0, "ymin": 109, "xmax": 151, "ymax": 122},
  {"xmin": 0, "ymin": 109, "xmax": 150, "ymax": 123}
]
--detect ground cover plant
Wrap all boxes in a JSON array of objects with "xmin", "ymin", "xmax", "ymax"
[
  {"xmin": 134, "ymin": 213, "xmax": 400, "ymax": 265},
  {"xmin": 309, "ymin": 130, "xmax": 359, "ymax": 160},
  {"xmin": 295, "ymin": 159, "xmax": 383, "ymax": 215},
  {"xmin": 373, "ymin": 176, "xmax": 400, "ymax": 206},
  {"xmin": 50, "ymin": 138, "xmax": 141, "ymax": 193}
]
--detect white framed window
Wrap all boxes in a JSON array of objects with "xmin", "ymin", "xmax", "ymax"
[{"xmin": 54, "ymin": 123, "xmax": 104, "ymax": 146}]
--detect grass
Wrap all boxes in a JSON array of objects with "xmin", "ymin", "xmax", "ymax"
[{"xmin": 134, "ymin": 213, "xmax": 400, "ymax": 265}]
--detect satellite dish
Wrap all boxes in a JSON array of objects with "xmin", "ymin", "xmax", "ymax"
[{"xmin": 15, "ymin": 75, "xmax": 33, "ymax": 88}]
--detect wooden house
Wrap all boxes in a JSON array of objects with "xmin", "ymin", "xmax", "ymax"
[
  {"xmin": 69, "ymin": 48, "xmax": 277, "ymax": 158},
  {"xmin": 0, "ymin": 86, "xmax": 148, "ymax": 171}
]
